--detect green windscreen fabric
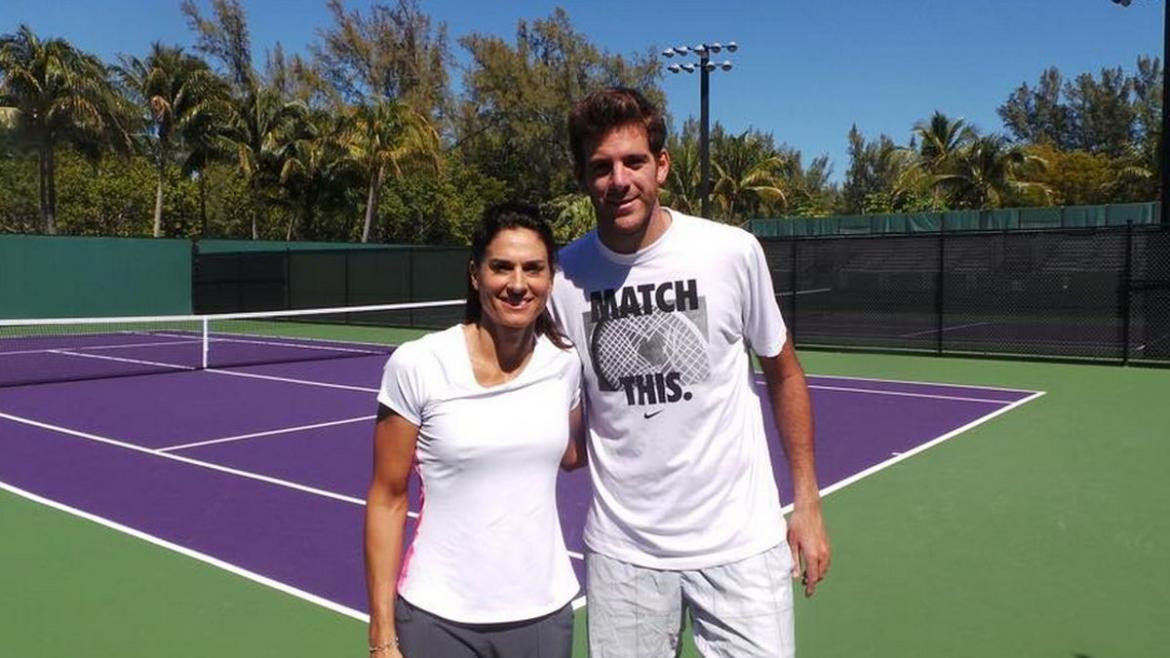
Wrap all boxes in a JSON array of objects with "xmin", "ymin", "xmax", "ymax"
[
  {"xmin": 196, "ymin": 239, "xmax": 390, "ymax": 253},
  {"xmin": 0, "ymin": 235, "xmax": 191, "ymax": 318},
  {"xmin": 750, "ymin": 202, "xmax": 1158, "ymax": 237}
]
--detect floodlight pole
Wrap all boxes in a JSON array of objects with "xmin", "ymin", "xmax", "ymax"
[
  {"xmin": 1162, "ymin": 0, "xmax": 1168, "ymax": 225},
  {"xmin": 662, "ymin": 42, "xmax": 736, "ymax": 219},
  {"xmin": 1112, "ymin": 0, "xmax": 1167, "ymax": 224},
  {"xmin": 700, "ymin": 52, "xmax": 711, "ymax": 218}
]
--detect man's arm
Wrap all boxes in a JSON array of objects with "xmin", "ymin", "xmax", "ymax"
[
  {"xmin": 758, "ymin": 340, "xmax": 831, "ymax": 597},
  {"xmin": 561, "ymin": 402, "xmax": 587, "ymax": 471}
]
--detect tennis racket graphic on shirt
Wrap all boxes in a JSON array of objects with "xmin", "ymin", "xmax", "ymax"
[{"xmin": 590, "ymin": 310, "xmax": 711, "ymax": 391}]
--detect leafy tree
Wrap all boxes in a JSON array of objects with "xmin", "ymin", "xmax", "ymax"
[
  {"xmin": 1021, "ymin": 143, "xmax": 1147, "ymax": 206},
  {"xmin": 181, "ymin": 0, "xmax": 255, "ymax": 93},
  {"xmin": 710, "ymin": 129, "xmax": 786, "ymax": 223},
  {"xmin": 661, "ymin": 132, "xmax": 700, "ymax": 215},
  {"xmin": 342, "ymin": 100, "xmax": 440, "ymax": 242},
  {"xmin": 456, "ymin": 8, "xmax": 661, "ymax": 202},
  {"xmin": 998, "ymin": 68, "xmax": 1073, "ymax": 149},
  {"xmin": 843, "ymin": 126, "xmax": 897, "ymax": 213},
  {"xmin": 542, "ymin": 192, "xmax": 594, "ymax": 244},
  {"xmin": 913, "ymin": 111, "xmax": 976, "ymax": 175},
  {"xmin": 376, "ymin": 153, "xmax": 506, "ymax": 244},
  {"xmin": 998, "ymin": 63, "xmax": 1147, "ymax": 158},
  {"xmin": 936, "ymin": 136, "xmax": 1049, "ymax": 208},
  {"xmin": 1064, "ymin": 67, "xmax": 1137, "ymax": 158},
  {"xmin": 775, "ymin": 149, "xmax": 837, "ymax": 217},
  {"xmin": 273, "ymin": 108, "xmax": 353, "ymax": 240},
  {"xmin": 115, "ymin": 43, "xmax": 230, "ymax": 236},
  {"xmin": 0, "ymin": 25, "xmax": 131, "ymax": 234},
  {"xmin": 223, "ymin": 83, "xmax": 307, "ymax": 239},
  {"xmin": 312, "ymin": 0, "xmax": 451, "ymax": 118}
]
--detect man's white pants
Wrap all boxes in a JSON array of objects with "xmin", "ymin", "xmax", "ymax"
[{"xmin": 586, "ymin": 542, "xmax": 796, "ymax": 657}]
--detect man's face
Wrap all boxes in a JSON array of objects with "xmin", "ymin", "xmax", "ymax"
[{"xmin": 579, "ymin": 123, "xmax": 670, "ymax": 250}]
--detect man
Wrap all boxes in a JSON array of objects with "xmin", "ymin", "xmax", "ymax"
[{"xmin": 549, "ymin": 87, "xmax": 830, "ymax": 657}]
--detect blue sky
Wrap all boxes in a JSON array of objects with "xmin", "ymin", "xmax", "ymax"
[{"xmin": 2, "ymin": 0, "xmax": 1161, "ymax": 182}]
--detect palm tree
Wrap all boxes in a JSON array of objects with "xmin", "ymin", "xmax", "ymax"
[
  {"xmin": 661, "ymin": 134, "xmax": 700, "ymax": 215},
  {"xmin": 711, "ymin": 130, "xmax": 786, "ymax": 224},
  {"xmin": 343, "ymin": 100, "xmax": 439, "ymax": 243},
  {"xmin": 223, "ymin": 81, "xmax": 306, "ymax": 239},
  {"xmin": 275, "ymin": 109, "xmax": 350, "ymax": 240},
  {"xmin": 116, "ymin": 43, "xmax": 230, "ymax": 237},
  {"xmin": 913, "ymin": 111, "xmax": 976, "ymax": 175},
  {"xmin": 936, "ymin": 136, "xmax": 1049, "ymax": 208},
  {"xmin": 0, "ymin": 25, "xmax": 131, "ymax": 234}
]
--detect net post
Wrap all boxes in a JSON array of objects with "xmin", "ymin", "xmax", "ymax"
[{"xmin": 202, "ymin": 317, "xmax": 209, "ymax": 369}]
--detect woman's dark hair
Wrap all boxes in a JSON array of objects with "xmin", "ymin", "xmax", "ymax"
[{"xmin": 465, "ymin": 202, "xmax": 570, "ymax": 349}]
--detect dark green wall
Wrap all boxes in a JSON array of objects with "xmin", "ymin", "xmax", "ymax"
[{"xmin": 0, "ymin": 235, "xmax": 191, "ymax": 318}]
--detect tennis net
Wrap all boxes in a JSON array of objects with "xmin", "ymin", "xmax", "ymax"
[{"xmin": 0, "ymin": 299, "xmax": 464, "ymax": 388}]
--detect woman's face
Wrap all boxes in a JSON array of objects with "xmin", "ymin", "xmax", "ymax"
[{"xmin": 471, "ymin": 227, "xmax": 552, "ymax": 332}]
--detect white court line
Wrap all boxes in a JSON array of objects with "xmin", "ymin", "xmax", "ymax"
[
  {"xmin": 0, "ymin": 375, "xmax": 1046, "ymax": 624},
  {"xmin": 0, "ymin": 338, "xmax": 201, "ymax": 357},
  {"xmin": 776, "ymin": 372, "xmax": 1034, "ymax": 391},
  {"xmin": 159, "ymin": 415, "xmax": 377, "ymax": 453},
  {"xmin": 784, "ymin": 390, "xmax": 1046, "ymax": 506},
  {"xmin": 207, "ymin": 368, "xmax": 379, "ymax": 393},
  {"xmin": 752, "ymin": 374, "xmax": 1027, "ymax": 404},
  {"xmin": 150, "ymin": 330, "xmax": 392, "ymax": 355},
  {"xmin": 776, "ymin": 287, "xmax": 832, "ymax": 297},
  {"xmin": 0, "ymin": 411, "xmax": 365, "ymax": 507},
  {"xmin": 0, "ymin": 480, "xmax": 370, "ymax": 622},
  {"xmin": 897, "ymin": 322, "xmax": 991, "ymax": 338},
  {"xmin": 48, "ymin": 349, "xmax": 196, "ymax": 371},
  {"xmin": 807, "ymin": 384, "xmax": 1013, "ymax": 405},
  {"xmin": 209, "ymin": 335, "xmax": 383, "ymax": 355}
]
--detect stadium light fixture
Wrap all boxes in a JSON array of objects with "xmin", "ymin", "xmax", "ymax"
[
  {"xmin": 1111, "ymin": 0, "xmax": 1167, "ymax": 225},
  {"xmin": 660, "ymin": 40, "xmax": 739, "ymax": 218}
]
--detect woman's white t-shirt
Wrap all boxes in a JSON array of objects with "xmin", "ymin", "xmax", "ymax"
[{"xmin": 377, "ymin": 324, "xmax": 581, "ymax": 624}]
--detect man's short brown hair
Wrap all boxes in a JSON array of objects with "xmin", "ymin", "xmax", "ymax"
[{"xmin": 568, "ymin": 87, "xmax": 667, "ymax": 178}]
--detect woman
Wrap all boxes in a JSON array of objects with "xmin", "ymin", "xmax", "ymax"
[{"xmin": 364, "ymin": 204, "xmax": 584, "ymax": 657}]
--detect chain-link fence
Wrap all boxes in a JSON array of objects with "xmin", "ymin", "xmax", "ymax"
[
  {"xmin": 192, "ymin": 246, "xmax": 468, "ymax": 329},
  {"xmin": 193, "ymin": 226, "xmax": 1170, "ymax": 364},
  {"xmin": 762, "ymin": 224, "xmax": 1170, "ymax": 364}
]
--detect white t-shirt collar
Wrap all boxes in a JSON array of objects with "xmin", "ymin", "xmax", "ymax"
[{"xmin": 592, "ymin": 207, "xmax": 678, "ymax": 265}]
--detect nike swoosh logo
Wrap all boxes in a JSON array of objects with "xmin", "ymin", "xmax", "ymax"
[{"xmin": 643, "ymin": 410, "xmax": 664, "ymax": 419}]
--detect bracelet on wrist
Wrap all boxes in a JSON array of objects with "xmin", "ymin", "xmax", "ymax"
[{"xmin": 369, "ymin": 638, "xmax": 398, "ymax": 654}]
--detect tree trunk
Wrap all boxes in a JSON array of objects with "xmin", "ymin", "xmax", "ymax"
[
  {"xmin": 199, "ymin": 173, "xmax": 208, "ymax": 238},
  {"xmin": 46, "ymin": 146, "xmax": 57, "ymax": 235},
  {"xmin": 250, "ymin": 178, "xmax": 259, "ymax": 240},
  {"xmin": 37, "ymin": 144, "xmax": 49, "ymax": 234},
  {"xmin": 39, "ymin": 142, "xmax": 58, "ymax": 235},
  {"xmin": 153, "ymin": 163, "xmax": 165, "ymax": 238},
  {"xmin": 361, "ymin": 165, "xmax": 384, "ymax": 243}
]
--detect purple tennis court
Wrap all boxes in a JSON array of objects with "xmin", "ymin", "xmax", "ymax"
[{"xmin": 0, "ymin": 334, "xmax": 1042, "ymax": 620}]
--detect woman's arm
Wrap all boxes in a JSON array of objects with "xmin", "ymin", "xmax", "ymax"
[
  {"xmin": 561, "ymin": 402, "xmax": 587, "ymax": 471},
  {"xmin": 365, "ymin": 404, "xmax": 419, "ymax": 656}
]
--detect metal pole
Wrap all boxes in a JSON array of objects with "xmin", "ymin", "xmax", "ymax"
[
  {"xmin": 1162, "ymin": 0, "xmax": 1169, "ymax": 226},
  {"xmin": 700, "ymin": 51, "xmax": 711, "ymax": 219}
]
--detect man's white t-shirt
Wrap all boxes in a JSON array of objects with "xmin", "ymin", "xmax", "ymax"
[
  {"xmin": 377, "ymin": 325, "xmax": 581, "ymax": 623},
  {"xmin": 549, "ymin": 209, "xmax": 788, "ymax": 570}
]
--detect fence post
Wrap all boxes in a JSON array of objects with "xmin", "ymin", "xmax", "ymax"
[
  {"xmin": 283, "ymin": 249, "xmax": 291, "ymax": 310},
  {"xmin": 1122, "ymin": 221, "xmax": 1134, "ymax": 365},
  {"xmin": 936, "ymin": 231, "xmax": 945, "ymax": 355},
  {"xmin": 790, "ymin": 237, "xmax": 798, "ymax": 342}
]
